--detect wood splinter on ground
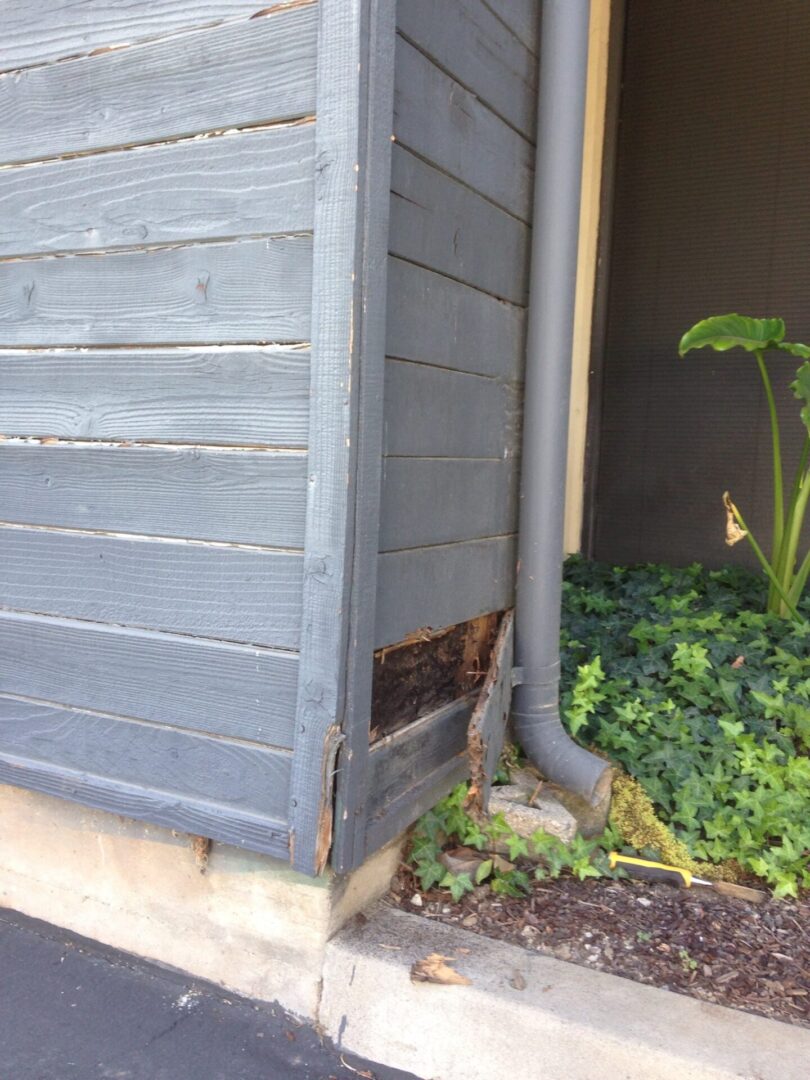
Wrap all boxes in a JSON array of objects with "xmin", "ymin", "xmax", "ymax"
[
  {"xmin": 410, "ymin": 953, "xmax": 472, "ymax": 986},
  {"xmin": 190, "ymin": 835, "xmax": 211, "ymax": 872}
]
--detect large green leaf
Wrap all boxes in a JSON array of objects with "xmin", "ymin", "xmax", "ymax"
[
  {"xmin": 779, "ymin": 341, "xmax": 810, "ymax": 359},
  {"xmin": 678, "ymin": 315, "xmax": 785, "ymax": 357},
  {"xmin": 791, "ymin": 361, "xmax": 810, "ymax": 432}
]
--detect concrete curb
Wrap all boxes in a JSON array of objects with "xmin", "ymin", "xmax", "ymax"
[{"xmin": 320, "ymin": 904, "xmax": 810, "ymax": 1080}]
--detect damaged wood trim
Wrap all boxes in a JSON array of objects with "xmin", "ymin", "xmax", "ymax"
[
  {"xmin": 364, "ymin": 695, "xmax": 476, "ymax": 855},
  {"xmin": 288, "ymin": 0, "xmax": 396, "ymax": 875},
  {"xmin": 465, "ymin": 608, "xmax": 515, "ymax": 817}
]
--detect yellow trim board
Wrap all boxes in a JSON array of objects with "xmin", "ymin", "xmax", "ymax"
[{"xmin": 564, "ymin": 0, "xmax": 612, "ymax": 554}]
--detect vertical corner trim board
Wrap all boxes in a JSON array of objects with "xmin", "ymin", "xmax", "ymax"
[{"xmin": 288, "ymin": 0, "xmax": 396, "ymax": 875}]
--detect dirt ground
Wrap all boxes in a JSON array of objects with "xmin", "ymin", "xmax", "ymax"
[{"xmin": 390, "ymin": 867, "xmax": 810, "ymax": 1029}]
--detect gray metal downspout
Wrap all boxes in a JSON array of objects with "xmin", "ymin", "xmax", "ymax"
[{"xmin": 512, "ymin": 0, "xmax": 611, "ymax": 806}]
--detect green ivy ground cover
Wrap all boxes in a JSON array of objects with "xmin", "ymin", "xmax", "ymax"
[{"xmin": 561, "ymin": 558, "xmax": 810, "ymax": 897}]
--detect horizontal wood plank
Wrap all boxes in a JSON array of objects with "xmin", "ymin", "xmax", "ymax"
[
  {"xmin": 483, "ymin": 0, "xmax": 540, "ymax": 54},
  {"xmin": 375, "ymin": 535, "xmax": 516, "ymax": 647},
  {"xmin": 0, "ymin": 2, "xmax": 278, "ymax": 71},
  {"xmin": 365, "ymin": 696, "xmax": 473, "ymax": 853},
  {"xmin": 0, "ymin": 5, "xmax": 318, "ymax": 164},
  {"xmin": 0, "ymin": 611, "xmax": 299, "ymax": 746},
  {"xmin": 0, "ymin": 696, "xmax": 291, "ymax": 819},
  {"xmin": 0, "ymin": 527, "xmax": 303, "ymax": 647},
  {"xmin": 0, "ymin": 444, "xmax": 307, "ymax": 546},
  {"xmin": 0, "ymin": 235, "xmax": 312, "ymax": 346},
  {"xmin": 383, "ymin": 359, "xmax": 520, "ymax": 459},
  {"xmin": 393, "ymin": 37, "xmax": 534, "ymax": 222},
  {"xmin": 379, "ymin": 458, "xmax": 517, "ymax": 551},
  {"xmin": 0, "ymin": 124, "xmax": 315, "ymax": 257},
  {"xmin": 396, "ymin": 0, "xmax": 536, "ymax": 137},
  {"xmin": 0, "ymin": 347, "xmax": 310, "ymax": 446},
  {"xmin": 389, "ymin": 145, "xmax": 529, "ymax": 304},
  {"xmin": 386, "ymin": 258, "xmax": 525, "ymax": 379}
]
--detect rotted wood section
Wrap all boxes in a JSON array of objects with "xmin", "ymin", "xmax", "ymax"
[{"xmin": 364, "ymin": 610, "xmax": 514, "ymax": 854}]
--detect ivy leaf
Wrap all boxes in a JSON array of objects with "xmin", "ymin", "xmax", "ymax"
[
  {"xmin": 475, "ymin": 859, "xmax": 493, "ymax": 885},
  {"xmin": 678, "ymin": 315, "xmax": 785, "ymax": 356}
]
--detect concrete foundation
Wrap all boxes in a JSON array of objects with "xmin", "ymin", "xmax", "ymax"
[{"xmin": 0, "ymin": 784, "xmax": 402, "ymax": 1019}]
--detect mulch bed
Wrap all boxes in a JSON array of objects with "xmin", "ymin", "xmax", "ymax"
[{"xmin": 389, "ymin": 867, "xmax": 810, "ymax": 1028}]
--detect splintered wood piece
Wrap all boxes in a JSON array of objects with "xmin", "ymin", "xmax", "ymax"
[{"xmin": 410, "ymin": 953, "xmax": 472, "ymax": 986}]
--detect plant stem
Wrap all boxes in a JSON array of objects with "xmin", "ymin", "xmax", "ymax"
[
  {"xmin": 729, "ymin": 500, "xmax": 802, "ymax": 621},
  {"xmin": 778, "ymin": 466, "xmax": 810, "ymax": 613},
  {"xmin": 775, "ymin": 435, "xmax": 810, "ymax": 612},
  {"xmin": 755, "ymin": 349, "xmax": 784, "ymax": 608}
]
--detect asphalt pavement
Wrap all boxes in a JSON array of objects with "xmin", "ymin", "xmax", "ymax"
[{"xmin": 0, "ymin": 907, "xmax": 419, "ymax": 1080}]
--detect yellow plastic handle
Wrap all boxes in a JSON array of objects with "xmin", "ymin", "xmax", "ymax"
[{"xmin": 609, "ymin": 852, "xmax": 693, "ymax": 888}]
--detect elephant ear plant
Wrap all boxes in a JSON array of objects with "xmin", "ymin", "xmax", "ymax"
[{"xmin": 679, "ymin": 315, "xmax": 810, "ymax": 620}]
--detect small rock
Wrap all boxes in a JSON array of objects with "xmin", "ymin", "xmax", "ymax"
[
  {"xmin": 509, "ymin": 970, "xmax": 527, "ymax": 991},
  {"xmin": 410, "ymin": 893, "xmax": 423, "ymax": 908},
  {"xmin": 489, "ymin": 784, "xmax": 531, "ymax": 805},
  {"xmin": 636, "ymin": 896, "xmax": 652, "ymax": 907},
  {"xmin": 489, "ymin": 793, "xmax": 577, "ymax": 845}
]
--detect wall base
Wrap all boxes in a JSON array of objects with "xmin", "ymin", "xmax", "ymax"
[{"xmin": 0, "ymin": 783, "xmax": 402, "ymax": 1018}]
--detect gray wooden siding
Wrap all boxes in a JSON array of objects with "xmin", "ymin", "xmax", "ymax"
[
  {"xmin": 376, "ymin": 0, "xmax": 534, "ymax": 646},
  {"xmin": 0, "ymin": 0, "xmax": 320, "ymax": 856}
]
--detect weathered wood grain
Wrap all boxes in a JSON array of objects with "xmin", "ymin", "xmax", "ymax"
[
  {"xmin": 0, "ymin": 124, "xmax": 315, "ymax": 257},
  {"xmin": 379, "ymin": 457, "xmax": 518, "ymax": 552},
  {"xmin": 466, "ymin": 610, "xmax": 514, "ymax": 814},
  {"xmin": 0, "ymin": 696, "xmax": 291, "ymax": 817},
  {"xmin": 389, "ymin": 145, "xmax": 529, "ymax": 304},
  {"xmin": 0, "ymin": 347, "xmax": 310, "ymax": 446},
  {"xmin": 0, "ymin": 611, "xmax": 299, "ymax": 746},
  {"xmin": 0, "ymin": 5, "xmax": 318, "ymax": 164},
  {"xmin": 290, "ymin": 0, "xmax": 396, "ymax": 875},
  {"xmin": 383, "ymin": 359, "xmax": 520, "ymax": 459},
  {"xmin": 375, "ymin": 535, "xmax": 516, "ymax": 648},
  {"xmin": 0, "ymin": 444, "xmax": 307, "ymax": 546},
  {"xmin": 0, "ymin": 750, "xmax": 291, "ymax": 857},
  {"xmin": 365, "ymin": 695, "xmax": 474, "ymax": 853},
  {"xmin": 387, "ymin": 258, "xmax": 525, "ymax": 378},
  {"xmin": 393, "ymin": 37, "xmax": 534, "ymax": 222},
  {"xmin": 396, "ymin": 0, "xmax": 536, "ymax": 137},
  {"xmin": 0, "ymin": 2, "xmax": 282, "ymax": 71},
  {"xmin": 483, "ymin": 0, "xmax": 541, "ymax": 54},
  {"xmin": 0, "ymin": 235, "xmax": 312, "ymax": 346},
  {"xmin": 0, "ymin": 526, "xmax": 303, "ymax": 647}
]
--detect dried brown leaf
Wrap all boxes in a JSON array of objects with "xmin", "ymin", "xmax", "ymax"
[{"xmin": 410, "ymin": 953, "xmax": 471, "ymax": 986}]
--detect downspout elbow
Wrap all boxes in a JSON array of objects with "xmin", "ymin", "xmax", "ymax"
[{"xmin": 513, "ymin": 663, "xmax": 611, "ymax": 807}]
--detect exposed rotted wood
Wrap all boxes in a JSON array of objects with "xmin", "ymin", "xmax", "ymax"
[
  {"xmin": 0, "ymin": 4, "xmax": 318, "ymax": 164},
  {"xmin": 0, "ymin": 234, "xmax": 312, "ymax": 346},
  {"xmin": 375, "ymin": 535, "xmax": 516, "ymax": 649},
  {"xmin": 0, "ymin": 347, "xmax": 310, "ymax": 446},
  {"xmin": 393, "ymin": 37, "xmax": 534, "ymax": 222},
  {"xmin": 0, "ymin": 526, "xmax": 303, "ymax": 648},
  {"xmin": 0, "ymin": 611, "xmax": 299, "ymax": 747},
  {"xmin": 370, "ymin": 613, "xmax": 499, "ymax": 741},
  {"xmin": 465, "ymin": 609, "xmax": 514, "ymax": 816},
  {"xmin": 0, "ymin": 124, "xmax": 315, "ymax": 257},
  {"xmin": 0, "ymin": 444, "xmax": 307, "ymax": 546}
]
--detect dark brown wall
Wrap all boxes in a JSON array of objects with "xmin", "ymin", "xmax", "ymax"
[{"xmin": 592, "ymin": 0, "xmax": 810, "ymax": 567}]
